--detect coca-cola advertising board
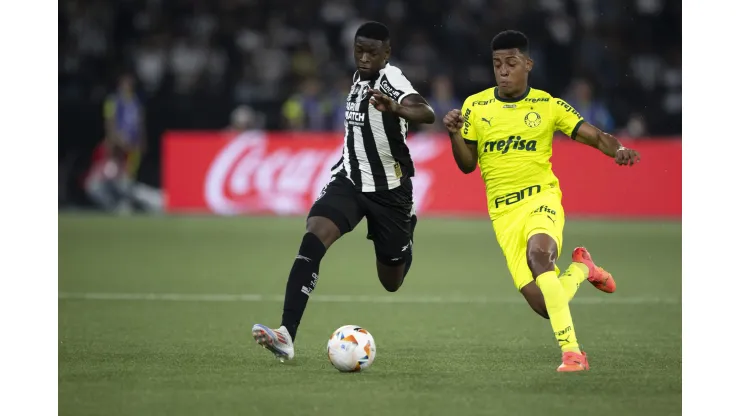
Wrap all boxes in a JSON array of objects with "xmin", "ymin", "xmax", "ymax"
[{"xmin": 162, "ymin": 131, "xmax": 681, "ymax": 218}]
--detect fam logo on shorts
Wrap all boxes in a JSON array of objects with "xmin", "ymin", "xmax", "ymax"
[{"xmin": 524, "ymin": 112, "xmax": 541, "ymax": 128}]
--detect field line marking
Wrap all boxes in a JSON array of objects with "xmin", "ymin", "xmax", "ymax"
[{"xmin": 58, "ymin": 292, "xmax": 679, "ymax": 305}]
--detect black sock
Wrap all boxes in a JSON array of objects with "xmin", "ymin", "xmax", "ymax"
[
  {"xmin": 280, "ymin": 232, "xmax": 326, "ymax": 341},
  {"xmin": 403, "ymin": 215, "xmax": 418, "ymax": 278}
]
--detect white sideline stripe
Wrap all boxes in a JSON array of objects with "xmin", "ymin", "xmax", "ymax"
[{"xmin": 58, "ymin": 292, "xmax": 679, "ymax": 305}]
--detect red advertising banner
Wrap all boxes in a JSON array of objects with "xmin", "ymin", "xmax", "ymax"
[{"xmin": 163, "ymin": 131, "xmax": 681, "ymax": 218}]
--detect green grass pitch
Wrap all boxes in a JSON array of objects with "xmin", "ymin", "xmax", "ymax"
[{"xmin": 59, "ymin": 214, "xmax": 681, "ymax": 416}]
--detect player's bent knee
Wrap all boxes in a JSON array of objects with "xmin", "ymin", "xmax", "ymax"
[
  {"xmin": 526, "ymin": 234, "xmax": 558, "ymax": 277},
  {"xmin": 306, "ymin": 216, "xmax": 341, "ymax": 249},
  {"xmin": 527, "ymin": 250, "xmax": 556, "ymax": 277}
]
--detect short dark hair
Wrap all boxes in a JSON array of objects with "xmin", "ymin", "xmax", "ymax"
[
  {"xmin": 355, "ymin": 21, "xmax": 390, "ymax": 42},
  {"xmin": 490, "ymin": 30, "xmax": 529, "ymax": 54}
]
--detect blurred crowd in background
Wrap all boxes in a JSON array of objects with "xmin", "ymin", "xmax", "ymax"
[
  {"xmin": 58, "ymin": 0, "xmax": 681, "ymax": 208},
  {"xmin": 60, "ymin": 0, "xmax": 680, "ymax": 133}
]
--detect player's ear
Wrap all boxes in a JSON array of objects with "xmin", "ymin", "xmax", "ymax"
[{"xmin": 526, "ymin": 57, "xmax": 534, "ymax": 72}]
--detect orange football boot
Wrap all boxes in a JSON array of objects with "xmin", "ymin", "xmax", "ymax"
[
  {"xmin": 572, "ymin": 247, "xmax": 616, "ymax": 293},
  {"xmin": 557, "ymin": 350, "xmax": 590, "ymax": 372}
]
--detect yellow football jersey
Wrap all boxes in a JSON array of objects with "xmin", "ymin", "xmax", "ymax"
[{"xmin": 460, "ymin": 87, "xmax": 585, "ymax": 220}]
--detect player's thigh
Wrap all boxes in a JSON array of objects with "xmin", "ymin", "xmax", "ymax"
[
  {"xmin": 308, "ymin": 175, "xmax": 364, "ymax": 236},
  {"xmin": 364, "ymin": 182, "xmax": 414, "ymax": 265},
  {"xmin": 523, "ymin": 195, "xmax": 565, "ymax": 259},
  {"xmin": 493, "ymin": 212, "xmax": 534, "ymax": 291}
]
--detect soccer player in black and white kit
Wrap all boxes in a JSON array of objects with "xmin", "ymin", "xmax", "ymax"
[{"xmin": 252, "ymin": 21, "xmax": 435, "ymax": 361}]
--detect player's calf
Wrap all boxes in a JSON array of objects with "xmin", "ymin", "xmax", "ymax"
[
  {"xmin": 372, "ymin": 213, "xmax": 416, "ymax": 292},
  {"xmin": 376, "ymin": 260, "xmax": 406, "ymax": 292},
  {"xmin": 404, "ymin": 213, "xmax": 417, "ymax": 278},
  {"xmin": 279, "ymin": 216, "xmax": 340, "ymax": 342},
  {"xmin": 527, "ymin": 233, "xmax": 583, "ymax": 358},
  {"xmin": 375, "ymin": 245, "xmax": 412, "ymax": 292},
  {"xmin": 520, "ymin": 281, "xmax": 549, "ymax": 319}
]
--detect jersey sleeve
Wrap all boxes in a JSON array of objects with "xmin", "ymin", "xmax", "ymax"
[
  {"xmin": 553, "ymin": 98, "xmax": 586, "ymax": 139},
  {"xmin": 380, "ymin": 68, "xmax": 419, "ymax": 103},
  {"xmin": 460, "ymin": 96, "xmax": 478, "ymax": 144}
]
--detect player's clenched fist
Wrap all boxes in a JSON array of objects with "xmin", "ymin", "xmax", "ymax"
[
  {"xmin": 615, "ymin": 146, "xmax": 641, "ymax": 166},
  {"xmin": 444, "ymin": 109, "xmax": 464, "ymax": 133}
]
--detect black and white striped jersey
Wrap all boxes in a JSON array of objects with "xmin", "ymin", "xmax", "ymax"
[{"xmin": 331, "ymin": 63, "xmax": 418, "ymax": 192}]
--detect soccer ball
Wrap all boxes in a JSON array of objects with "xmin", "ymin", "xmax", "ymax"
[{"xmin": 327, "ymin": 325, "xmax": 376, "ymax": 372}]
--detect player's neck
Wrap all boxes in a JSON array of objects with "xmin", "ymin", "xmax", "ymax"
[
  {"xmin": 359, "ymin": 72, "xmax": 379, "ymax": 81},
  {"xmin": 495, "ymin": 85, "xmax": 531, "ymax": 103}
]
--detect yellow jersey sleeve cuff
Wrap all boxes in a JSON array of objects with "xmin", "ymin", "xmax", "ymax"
[
  {"xmin": 570, "ymin": 119, "xmax": 585, "ymax": 140},
  {"xmin": 463, "ymin": 139, "xmax": 477, "ymax": 145}
]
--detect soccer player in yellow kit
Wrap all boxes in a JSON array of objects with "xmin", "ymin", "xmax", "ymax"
[{"xmin": 443, "ymin": 30, "xmax": 641, "ymax": 372}]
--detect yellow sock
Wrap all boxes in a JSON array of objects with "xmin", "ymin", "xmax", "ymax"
[
  {"xmin": 536, "ymin": 271, "xmax": 580, "ymax": 353},
  {"xmin": 560, "ymin": 262, "xmax": 589, "ymax": 301}
]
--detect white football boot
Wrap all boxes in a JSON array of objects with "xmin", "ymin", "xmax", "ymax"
[{"xmin": 251, "ymin": 324, "xmax": 295, "ymax": 362}]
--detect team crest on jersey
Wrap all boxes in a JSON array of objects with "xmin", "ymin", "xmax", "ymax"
[
  {"xmin": 524, "ymin": 112, "xmax": 541, "ymax": 128},
  {"xmin": 359, "ymin": 84, "xmax": 370, "ymax": 101},
  {"xmin": 347, "ymin": 84, "xmax": 370, "ymax": 102}
]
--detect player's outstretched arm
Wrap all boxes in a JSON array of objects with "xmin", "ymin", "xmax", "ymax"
[
  {"xmin": 574, "ymin": 122, "xmax": 641, "ymax": 166},
  {"xmin": 369, "ymin": 89, "xmax": 436, "ymax": 124},
  {"xmin": 443, "ymin": 109, "xmax": 478, "ymax": 174}
]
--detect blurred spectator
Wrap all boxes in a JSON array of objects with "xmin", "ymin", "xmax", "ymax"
[
  {"xmin": 400, "ymin": 31, "xmax": 437, "ymax": 84},
  {"xmin": 85, "ymin": 73, "xmax": 147, "ymax": 214},
  {"xmin": 59, "ymin": 0, "xmax": 681, "ymax": 135},
  {"xmin": 425, "ymin": 75, "xmax": 462, "ymax": 132},
  {"xmin": 620, "ymin": 113, "xmax": 649, "ymax": 139},
  {"xmin": 291, "ymin": 42, "xmax": 321, "ymax": 78},
  {"xmin": 103, "ymin": 73, "xmax": 147, "ymax": 179},
  {"xmin": 226, "ymin": 105, "xmax": 265, "ymax": 132},
  {"xmin": 661, "ymin": 47, "xmax": 682, "ymax": 118},
  {"xmin": 84, "ymin": 144, "xmax": 135, "ymax": 214},
  {"xmin": 134, "ymin": 34, "xmax": 168, "ymax": 94},
  {"xmin": 328, "ymin": 75, "xmax": 353, "ymax": 132},
  {"xmin": 564, "ymin": 79, "xmax": 615, "ymax": 133},
  {"xmin": 281, "ymin": 78, "xmax": 333, "ymax": 131}
]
